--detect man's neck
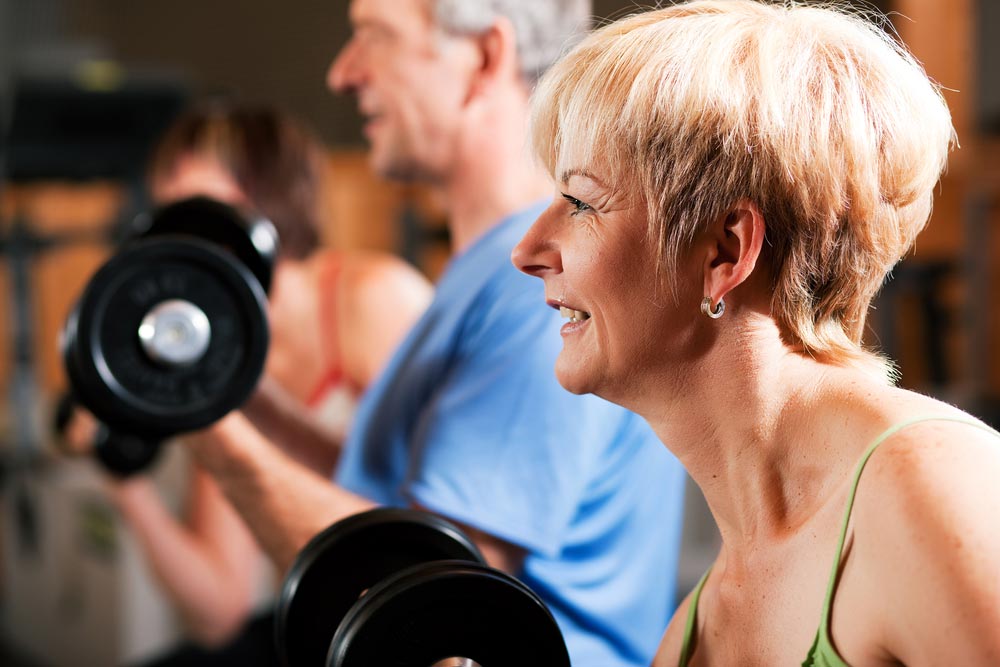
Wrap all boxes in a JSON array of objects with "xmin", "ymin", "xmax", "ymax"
[
  {"xmin": 439, "ymin": 88, "xmax": 553, "ymax": 254},
  {"xmin": 443, "ymin": 163, "xmax": 551, "ymax": 254}
]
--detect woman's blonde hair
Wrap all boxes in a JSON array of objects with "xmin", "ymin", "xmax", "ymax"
[{"xmin": 531, "ymin": 0, "xmax": 955, "ymax": 374}]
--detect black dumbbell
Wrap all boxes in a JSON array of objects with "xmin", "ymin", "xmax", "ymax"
[
  {"xmin": 60, "ymin": 196, "xmax": 277, "ymax": 473},
  {"xmin": 52, "ymin": 391, "xmax": 161, "ymax": 476},
  {"xmin": 277, "ymin": 508, "xmax": 571, "ymax": 667},
  {"xmin": 128, "ymin": 196, "xmax": 278, "ymax": 295},
  {"xmin": 92, "ymin": 423, "xmax": 163, "ymax": 476}
]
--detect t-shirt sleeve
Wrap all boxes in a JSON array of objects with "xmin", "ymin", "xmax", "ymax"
[{"xmin": 403, "ymin": 268, "xmax": 627, "ymax": 558}]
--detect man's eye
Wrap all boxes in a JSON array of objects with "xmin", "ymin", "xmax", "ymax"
[{"xmin": 561, "ymin": 193, "xmax": 592, "ymax": 216}]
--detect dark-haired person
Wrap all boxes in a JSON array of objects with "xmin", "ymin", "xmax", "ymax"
[{"xmin": 93, "ymin": 103, "xmax": 432, "ymax": 666}]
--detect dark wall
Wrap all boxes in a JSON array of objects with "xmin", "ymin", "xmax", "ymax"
[
  {"xmin": 59, "ymin": 0, "xmax": 648, "ymax": 147},
  {"xmin": 978, "ymin": 0, "xmax": 1000, "ymax": 132},
  {"xmin": 13, "ymin": 0, "xmax": 904, "ymax": 149},
  {"xmin": 65, "ymin": 0, "xmax": 356, "ymax": 145}
]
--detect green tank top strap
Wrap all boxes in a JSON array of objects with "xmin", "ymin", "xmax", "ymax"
[
  {"xmin": 802, "ymin": 415, "xmax": 1000, "ymax": 667},
  {"xmin": 678, "ymin": 566, "xmax": 712, "ymax": 667}
]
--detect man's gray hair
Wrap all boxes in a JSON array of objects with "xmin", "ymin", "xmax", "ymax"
[{"xmin": 432, "ymin": 0, "xmax": 593, "ymax": 83}]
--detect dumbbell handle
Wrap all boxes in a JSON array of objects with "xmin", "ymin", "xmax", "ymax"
[
  {"xmin": 93, "ymin": 425, "xmax": 162, "ymax": 477},
  {"xmin": 52, "ymin": 393, "xmax": 162, "ymax": 477}
]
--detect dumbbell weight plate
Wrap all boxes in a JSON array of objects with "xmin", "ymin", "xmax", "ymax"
[
  {"xmin": 93, "ymin": 425, "xmax": 162, "ymax": 477},
  {"xmin": 130, "ymin": 196, "xmax": 279, "ymax": 294},
  {"xmin": 277, "ymin": 508, "xmax": 486, "ymax": 667},
  {"xmin": 328, "ymin": 560, "xmax": 571, "ymax": 667},
  {"xmin": 63, "ymin": 238, "xmax": 269, "ymax": 438}
]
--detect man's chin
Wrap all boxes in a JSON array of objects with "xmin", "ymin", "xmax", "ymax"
[
  {"xmin": 368, "ymin": 146, "xmax": 442, "ymax": 184},
  {"xmin": 368, "ymin": 149, "xmax": 397, "ymax": 180}
]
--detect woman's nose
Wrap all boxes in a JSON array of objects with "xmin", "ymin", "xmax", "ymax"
[{"xmin": 511, "ymin": 205, "xmax": 562, "ymax": 278}]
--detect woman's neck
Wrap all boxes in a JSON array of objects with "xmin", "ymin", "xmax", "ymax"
[{"xmin": 637, "ymin": 324, "xmax": 887, "ymax": 551}]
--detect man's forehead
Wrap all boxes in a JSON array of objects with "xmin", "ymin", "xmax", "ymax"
[{"xmin": 350, "ymin": 0, "xmax": 432, "ymax": 25}]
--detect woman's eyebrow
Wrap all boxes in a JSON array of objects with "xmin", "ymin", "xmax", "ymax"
[{"xmin": 559, "ymin": 168, "xmax": 598, "ymax": 185}]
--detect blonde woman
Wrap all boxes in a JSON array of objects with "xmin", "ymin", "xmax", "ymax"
[{"xmin": 513, "ymin": 2, "xmax": 1000, "ymax": 665}]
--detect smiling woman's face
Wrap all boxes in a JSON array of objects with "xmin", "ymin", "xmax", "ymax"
[{"xmin": 513, "ymin": 167, "xmax": 703, "ymax": 404}]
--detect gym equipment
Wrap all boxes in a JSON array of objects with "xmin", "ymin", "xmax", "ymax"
[
  {"xmin": 277, "ymin": 508, "xmax": 486, "ymax": 667},
  {"xmin": 129, "ymin": 196, "xmax": 278, "ymax": 295},
  {"xmin": 51, "ymin": 391, "xmax": 162, "ymax": 477},
  {"xmin": 60, "ymin": 196, "xmax": 276, "ymax": 473},
  {"xmin": 91, "ymin": 424, "xmax": 162, "ymax": 477},
  {"xmin": 277, "ymin": 508, "xmax": 571, "ymax": 667},
  {"xmin": 329, "ymin": 560, "xmax": 571, "ymax": 667}
]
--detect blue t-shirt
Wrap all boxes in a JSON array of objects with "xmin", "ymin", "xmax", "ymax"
[{"xmin": 336, "ymin": 202, "xmax": 687, "ymax": 667}]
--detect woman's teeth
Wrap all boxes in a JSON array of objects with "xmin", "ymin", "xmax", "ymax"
[{"xmin": 559, "ymin": 306, "xmax": 590, "ymax": 323}]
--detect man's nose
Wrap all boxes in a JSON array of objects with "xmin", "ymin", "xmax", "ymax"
[{"xmin": 327, "ymin": 38, "xmax": 360, "ymax": 94}]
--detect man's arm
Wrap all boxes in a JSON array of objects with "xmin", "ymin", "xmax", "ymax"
[
  {"xmin": 184, "ymin": 411, "xmax": 375, "ymax": 574},
  {"xmin": 241, "ymin": 376, "xmax": 344, "ymax": 476},
  {"xmin": 460, "ymin": 523, "xmax": 527, "ymax": 574},
  {"xmin": 189, "ymin": 411, "xmax": 528, "ymax": 577},
  {"xmin": 411, "ymin": 503, "xmax": 527, "ymax": 575}
]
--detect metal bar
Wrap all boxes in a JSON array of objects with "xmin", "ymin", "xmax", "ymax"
[
  {"xmin": 964, "ymin": 189, "xmax": 993, "ymax": 403},
  {"xmin": 6, "ymin": 215, "xmax": 41, "ymax": 458}
]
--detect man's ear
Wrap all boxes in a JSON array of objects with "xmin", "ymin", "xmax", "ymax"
[
  {"xmin": 702, "ymin": 199, "xmax": 765, "ymax": 307},
  {"xmin": 465, "ymin": 16, "xmax": 520, "ymax": 103}
]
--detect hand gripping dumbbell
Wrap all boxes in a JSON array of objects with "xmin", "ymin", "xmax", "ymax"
[
  {"xmin": 276, "ymin": 508, "xmax": 571, "ymax": 667},
  {"xmin": 60, "ymin": 196, "xmax": 277, "ymax": 475}
]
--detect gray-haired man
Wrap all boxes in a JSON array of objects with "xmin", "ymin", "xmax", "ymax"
[{"xmin": 189, "ymin": 2, "xmax": 688, "ymax": 665}]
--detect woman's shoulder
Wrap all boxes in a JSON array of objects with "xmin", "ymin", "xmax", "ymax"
[
  {"xmin": 652, "ymin": 588, "xmax": 697, "ymax": 667},
  {"xmin": 845, "ymin": 392, "xmax": 1000, "ymax": 659},
  {"xmin": 310, "ymin": 248, "xmax": 427, "ymax": 282},
  {"xmin": 852, "ymin": 388, "xmax": 999, "ymax": 514},
  {"xmin": 860, "ymin": 389, "xmax": 999, "ymax": 463},
  {"xmin": 310, "ymin": 249, "xmax": 433, "ymax": 308}
]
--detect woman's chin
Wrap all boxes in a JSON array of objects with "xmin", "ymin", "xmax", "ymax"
[{"xmin": 554, "ymin": 363, "xmax": 597, "ymax": 397}]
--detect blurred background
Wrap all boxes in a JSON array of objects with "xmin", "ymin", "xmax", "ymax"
[{"xmin": 0, "ymin": 0, "xmax": 995, "ymax": 665}]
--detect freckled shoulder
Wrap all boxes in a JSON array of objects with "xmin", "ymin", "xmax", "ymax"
[
  {"xmin": 856, "ymin": 417, "xmax": 1000, "ymax": 511},
  {"xmin": 848, "ymin": 417, "xmax": 1000, "ymax": 662}
]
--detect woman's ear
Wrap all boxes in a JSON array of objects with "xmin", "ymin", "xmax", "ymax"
[{"xmin": 702, "ymin": 199, "xmax": 765, "ymax": 306}]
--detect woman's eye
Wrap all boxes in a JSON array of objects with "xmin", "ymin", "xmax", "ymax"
[{"xmin": 561, "ymin": 193, "xmax": 592, "ymax": 216}]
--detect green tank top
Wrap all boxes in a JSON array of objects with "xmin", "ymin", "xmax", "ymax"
[{"xmin": 677, "ymin": 415, "xmax": 998, "ymax": 667}]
